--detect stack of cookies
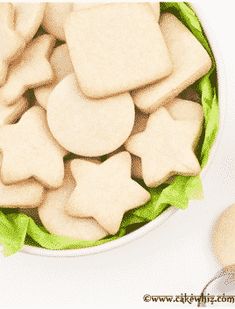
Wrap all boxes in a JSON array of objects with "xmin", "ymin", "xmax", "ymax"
[{"xmin": 0, "ymin": 3, "xmax": 212, "ymax": 240}]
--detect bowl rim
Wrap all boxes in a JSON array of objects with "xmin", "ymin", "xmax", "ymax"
[{"xmin": 2, "ymin": 3, "xmax": 227, "ymax": 257}]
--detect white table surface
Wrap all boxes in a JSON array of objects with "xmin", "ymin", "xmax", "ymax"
[{"xmin": 1, "ymin": 1, "xmax": 235, "ymax": 308}]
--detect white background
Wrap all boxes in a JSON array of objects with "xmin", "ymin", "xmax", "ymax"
[{"xmin": 1, "ymin": 1, "xmax": 235, "ymax": 308}]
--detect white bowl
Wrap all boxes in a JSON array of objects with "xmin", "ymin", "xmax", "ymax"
[{"xmin": 13, "ymin": 4, "xmax": 226, "ymax": 257}]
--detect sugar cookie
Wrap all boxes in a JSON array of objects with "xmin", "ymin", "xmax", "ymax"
[
  {"xmin": 0, "ymin": 178, "xmax": 44, "ymax": 208},
  {"xmin": 166, "ymin": 98, "xmax": 204, "ymax": 124},
  {"xmin": 132, "ymin": 99, "xmax": 203, "ymax": 133},
  {"xmin": 102, "ymin": 3, "xmax": 160, "ymax": 22},
  {"xmin": 66, "ymin": 152, "xmax": 150, "ymax": 235},
  {"xmin": 0, "ymin": 34, "xmax": 55, "ymax": 106},
  {"xmin": 132, "ymin": 13, "xmax": 212, "ymax": 113},
  {"xmin": 0, "ymin": 106, "xmax": 66, "ymax": 188},
  {"xmin": 0, "ymin": 3, "xmax": 25, "ymax": 86},
  {"xmin": 0, "ymin": 155, "xmax": 44, "ymax": 208},
  {"xmin": 47, "ymin": 74, "xmax": 135, "ymax": 157},
  {"xmin": 39, "ymin": 162, "xmax": 108, "ymax": 241},
  {"xmin": 73, "ymin": 3, "xmax": 102, "ymax": 11},
  {"xmin": 0, "ymin": 97, "xmax": 28, "ymax": 126},
  {"xmin": 130, "ymin": 99, "xmax": 203, "ymax": 179},
  {"xmin": 149, "ymin": 2, "xmax": 160, "ymax": 20},
  {"xmin": 13, "ymin": 3, "xmax": 45, "ymax": 43},
  {"xmin": 125, "ymin": 107, "xmax": 201, "ymax": 187},
  {"xmin": 65, "ymin": 3, "xmax": 172, "ymax": 98},
  {"xmin": 212, "ymin": 204, "xmax": 235, "ymax": 266},
  {"xmin": 34, "ymin": 44, "xmax": 74, "ymax": 109},
  {"xmin": 42, "ymin": 3, "xmax": 73, "ymax": 41}
]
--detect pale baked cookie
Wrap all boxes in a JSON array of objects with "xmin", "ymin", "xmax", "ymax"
[
  {"xmin": 125, "ymin": 107, "xmax": 201, "ymax": 187},
  {"xmin": 0, "ymin": 106, "xmax": 66, "ymax": 188},
  {"xmin": 132, "ymin": 13, "xmax": 212, "ymax": 113},
  {"xmin": 81, "ymin": 2, "xmax": 159, "ymax": 24},
  {"xmin": 38, "ymin": 163, "xmax": 107, "ymax": 241},
  {"xmin": 149, "ymin": 2, "xmax": 160, "ymax": 20},
  {"xmin": 0, "ymin": 97, "xmax": 28, "ymax": 126},
  {"xmin": 166, "ymin": 98, "xmax": 204, "ymax": 124},
  {"xmin": 0, "ymin": 3, "xmax": 25, "ymax": 86},
  {"xmin": 47, "ymin": 74, "xmax": 135, "ymax": 157},
  {"xmin": 42, "ymin": 3, "xmax": 73, "ymax": 41},
  {"xmin": 65, "ymin": 3, "xmax": 172, "ymax": 98},
  {"xmin": 65, "ymin": 152, "xmax": 150, "ymax": 235},
  {"xmin": 13, "ymin": 3, "xmax": 45, "ymax": 43},
  {"xmin": 212, "ymin": 204, "xmax": 235, "ymax": 266},
  {"xmin": 128, "ymin": 99, "xmax": 203, "ymax": 179},
  {"xmin": 73, "ymin": 3, "xmax": 102, "ymax": 11},
  {"xmin": 0, "ymin": 177, "xmax": 44, "ymax": 208},
  {"xmin": 132, "ymin": 99, "xmax": 204, "ymax": 133},
  {"xmin": 34, "ymin": 44, "xmax": 74, "ymax": 109},
  {"xmin": 0, "ymin": 34, "xmax": 55, "ymax": 106}
]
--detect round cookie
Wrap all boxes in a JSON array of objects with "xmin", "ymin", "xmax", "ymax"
[
  {"xmin": 38, "ymin": 162, "xmax": 107, "ymax": 241},
  {"xmin": 42, "ymin": 3, "xmax": 73, "ymax": 41},
  {"xmin": 47, "ymin": 74, "xmax": 135, "ymax": 157},
  {"xmin": 212, "ymin": 204, "xmax": 235, "ymax": 266}
]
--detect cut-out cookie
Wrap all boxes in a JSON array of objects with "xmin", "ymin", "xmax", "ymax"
[
  {"xmin": 0, "ymin": 34, "xmax": 55, "ymax": 106},
  {"xmin": 0, "ymin": 178, "xmax": 44, "ymax": 208},
  {"xmin": 212, "ymin": 204, "xmax": 235, "ymax": 266},
  {"xmin": 0, "ymin": 96, "xmax": 28, "ymax": 126},
  {"xmin": 0, "ymin": 106, "xmax": 66, "ymax": 188},
  {"xmin": 47, "ymin": 74, "xmax": 135, "ymax": 156},
  {"xmin": 65, "ymin": 3, "xmax": 172, "ymax": 98},
  {"xmin": 34, "ymin": 44, "xmax": 74, "ymax": 109},
  {"xmin": 149, "ymin": 2, "xmax": 160, "ymax": 20},
  {"xmin": 0, "ymin": 3, "xmax": 25, "ymax": 86},
  {"xmin": 83, "ymin": 3, "xmax": 159, "ymax": 23},
  {"xmin": 42, "ymin": 3, "xmax": 73, "ymax": 41},
  {"xmin": 0, "ymin": 155, "xmax": 44, "ymax": 208},
  {"xmin": 73, "ymin": 3, "xmax": 102, "ymax": 11},
  {"xmin": 13, "ymin": 3, "xmax": 45, "ymax": 43},
  {"xmin": 132, "ymin": 13, "xmax": 212, "ymax": 113},
  {"xmin": 125, "ymin": 107, "xmax": 201, "ymax": 187},
  {"xmin": 130, "ymin": 99, "xmax": 204, "ymax": 179},
  {"xmin": 166, "ymin": 98, "xmax": 204, "ymax": 124},
  {"xmin": 39, "ymin": 162, "xmax": 108, "ymax": 241},
  {"xmin": 66, "ymin": 152, "xmax": 150, "ymax": 235}
]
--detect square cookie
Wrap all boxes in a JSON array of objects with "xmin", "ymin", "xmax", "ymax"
[
  {"xmin": 132, "ymin": 13, "xmax": 212, "ymax": 113},
  {"xmin": 65, "ymin": 3, "xmax": 172, "ymax": 98}
]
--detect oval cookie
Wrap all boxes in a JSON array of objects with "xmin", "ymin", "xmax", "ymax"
[
  {"xmin": 38, "ymin": 162, "xmax": 107, "ymax": 241},
  {"xmin": 212, "ymin": 204, "xmax": 235, "ymax": 266},
  {"xmin": 47, "ymin": 74, "xmax": 135, "ymax": 157}
]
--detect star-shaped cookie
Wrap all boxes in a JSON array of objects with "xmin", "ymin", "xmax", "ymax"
[
  {"xmin": 38, "ymin": 162, "xmax": 107, "ymax": 241},
  {"xmin": 0, "ymin": 106, "xmax": 66, "ymax": 188},
  {"xmin": 125, "ymin": 107, "xmax": 201, "ymax": 187},
  {"xmin": 0, "ymin": 34, "xmax": 55, "ymax": 105},
  {"xmin": 66, "ymin": 152, "xmax": 150, "ymax": 234},
  {"xmin": 0, "ymin": 3, "xmax": 25, "ymax": 86}
]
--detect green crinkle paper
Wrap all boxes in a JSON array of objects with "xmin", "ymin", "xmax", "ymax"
[{"xmin": 0, "ymin": 2, "xmax": 219, "ymax": 255}]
